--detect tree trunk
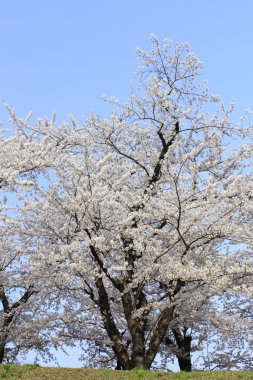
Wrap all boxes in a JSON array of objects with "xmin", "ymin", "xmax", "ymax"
[
  {"xmin": 177, "ymin": 350, "xmax": 192, "ymax": 372},
  {"xmin": 164, "ymin": 327, "xmax": 192, "ymax": 371},
  {"xmin": 115, "ymin": 361, "xmax": 122, "ymax": 370},
  {"xmin": 176, "ymin": 338, "xmax": 192, "ymax": 372},
  {"xmin": 131, "ymin": 355, "xmax": 148, "ymax": 369},
  {"xmin": 172, "ymin": 328, "xmax": 192, "ymax": 372},
  {"xmin": 0, "ymin": 343, "xmax": 6, "ymax": 363}
]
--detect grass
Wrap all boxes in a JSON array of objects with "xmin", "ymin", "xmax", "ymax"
[{"xmin": 0, "ymin": 365, "xmax": 253, "ymax": 380}]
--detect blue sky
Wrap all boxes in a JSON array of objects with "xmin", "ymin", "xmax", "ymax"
[{"xmin": 1, "ymin": 0, "xmax": 253, "ymax": 369}]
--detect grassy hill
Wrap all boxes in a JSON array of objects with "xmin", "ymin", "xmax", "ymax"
[{"xmin": 0, "ymin": 365, "xmax": 253, "ymax": 380}]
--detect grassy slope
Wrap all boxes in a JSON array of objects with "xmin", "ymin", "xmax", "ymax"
[{"xmin": 0, "ymin": 365, "xmax": 253, "ymax": 380}]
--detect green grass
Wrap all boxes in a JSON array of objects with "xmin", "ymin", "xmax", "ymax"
[{"xmin": 0, "ymin": 365, "xmax": 252, "ymax": 380}]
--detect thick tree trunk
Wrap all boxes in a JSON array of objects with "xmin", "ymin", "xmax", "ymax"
[
  {"xmin": 95, "ymin": 273, "xmax": 175, "ymax": 370},
  {"xmin": 165, "ymin": 327, "xmax": 192, "ymax": 372},
  {"xmin": 176, "ymin": 338, "xmax": 192, "ymax": 372},
  {"xmin": 121, "ymin": 292, "xmax": 147, "ymax": 369},
  {"xmin": 115, "ymin": 361, "xmax": 122, "ymax": 370},
  {"xmin": 177, "ymin": 349, "xmax": 192, "ymax": 372},
  {"xmin": 131, "ymin": 355, "xmax": 148, "ymax": 369},
  {"xmin": 172, "ymin": 328, "xmax": 192, "ymax": 372}
]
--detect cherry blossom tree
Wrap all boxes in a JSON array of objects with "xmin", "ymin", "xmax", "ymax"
[
  {"xmin": 15, "ymin": 36, "xmax": 253, "ymax": 371},
  {"xmin": 0, "ymin": 109, "xmax": 74, "ymax": 363},
  {"xmin": 0, "ymin": 211, "xmax": 53, "ymax": 363}
]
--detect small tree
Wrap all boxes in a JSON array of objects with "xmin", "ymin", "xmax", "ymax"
[{"xmin": 12, "ymin": 36, "xmax": 253, "ymax": 370}]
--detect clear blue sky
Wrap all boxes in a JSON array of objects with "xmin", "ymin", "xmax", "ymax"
[{"xmin": 1, "ymin": 0, "xmax": 253, "ymax": 368}]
